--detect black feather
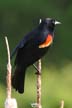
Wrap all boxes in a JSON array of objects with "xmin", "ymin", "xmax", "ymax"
[{"xmin": 11, "ymin": 18, "xmax": 58, "ymax": 94}]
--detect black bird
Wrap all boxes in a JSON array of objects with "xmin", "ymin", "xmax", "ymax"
[{"xmin": 11, "ymin": 18, "xmax": 61, "ymax": 94}]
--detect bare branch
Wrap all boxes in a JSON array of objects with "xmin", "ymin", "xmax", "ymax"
[
  {"xmin": 5, "ymin": 36, "xmax": 11, "ymax": 98},
  {"xmin": 5, "ymin": 36, "xmax": 17, "ymax": 108},
  {"xmin": 36, "ymin": 59, "xmax": 42, "ymax": 108},
  {"xmin": 5, "ymin": 37, "xmax": 11, "ymax": 65}
]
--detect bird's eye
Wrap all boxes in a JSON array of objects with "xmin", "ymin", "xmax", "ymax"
[
  {"xmin": 51, "ymin": 19, "xmax": 55, "ymax": 24},
  {"xmin": 39, "ymin": 19, "xmax": 42, "ymax": 24}
]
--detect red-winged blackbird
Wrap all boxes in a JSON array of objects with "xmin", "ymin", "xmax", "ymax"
[{"xmin": 11, "ymin": 18, "xmax": 61, "ymax": 94}]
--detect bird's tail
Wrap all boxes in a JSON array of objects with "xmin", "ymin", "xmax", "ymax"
[{"xmin": 12, "ymin": 66, "xmax": 26, "ymax": 94}]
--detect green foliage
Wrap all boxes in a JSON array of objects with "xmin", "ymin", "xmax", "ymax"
[{"xmin": 0, "ymin": 0, "xmax": 72, "ymax": 108}]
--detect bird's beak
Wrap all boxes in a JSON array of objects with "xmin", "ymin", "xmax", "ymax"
[{"xmin": 55, "ymin": 21, "xmax": 61, "ymax": 25}]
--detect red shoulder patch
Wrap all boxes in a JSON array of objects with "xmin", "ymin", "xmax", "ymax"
[{"xmin": 39, "ymin": 34, "xmax": 53, "ymax": 48}]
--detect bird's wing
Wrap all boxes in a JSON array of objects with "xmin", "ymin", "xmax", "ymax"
[
  {"xmin": 39, "ymin": 34, "xmax": 53, "ymax": 48},
  {"xmin": 11, "ymin": 28, "xmax": 45, "ymax": 59},
  {"xmin": 11, "ymin": 29, "xmax": 51, "ymax": 59},
  {"xmin": 10, "ymin": 31, "xmax": 35, "ymax": 59}
]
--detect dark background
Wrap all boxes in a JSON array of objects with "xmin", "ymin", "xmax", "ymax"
[{"xmin": 0, "ymin": 0, "xmax": 72, "ymax": 108}]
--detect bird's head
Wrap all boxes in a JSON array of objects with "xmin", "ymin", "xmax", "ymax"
[{"xmin": 39, "ymin": 18, "xmax": 61, "ymax": 31}]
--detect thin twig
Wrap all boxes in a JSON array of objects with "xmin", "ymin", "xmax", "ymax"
[
  {"xmin": 5, "ymin": 36, "xmax": 18, "ymax": 108},
  {"xmin": 36, "ymin": 59, "xmax": 42, "ymax": 108},
  {"xmin": 5, "ymin": 36, "xmax": 11, "ymax": 98},
  {"xmin": 5, "ymin": 37, "xmax": 11, "ymax": 65}
]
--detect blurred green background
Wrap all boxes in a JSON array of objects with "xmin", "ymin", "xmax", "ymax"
[{"xmin": 0, "ymin": 0, "xmax": 72, "ymax": 108}]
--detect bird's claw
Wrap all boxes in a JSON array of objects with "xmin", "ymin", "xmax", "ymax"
[{"xmin": 35, "ymin": 72, "xmax": 41, "ymax": 75}]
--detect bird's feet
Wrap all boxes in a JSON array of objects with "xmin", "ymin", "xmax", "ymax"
[
  {"xmin": 35, "ymin": 72, "xmax": 41, "ymax": 75},
  {"xmin": 33, "ymin": 64, "xmax": 41, "ymax": 75}
]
